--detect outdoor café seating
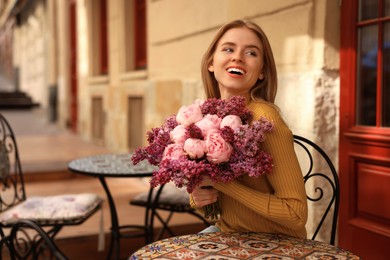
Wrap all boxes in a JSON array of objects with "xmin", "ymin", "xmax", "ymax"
[
  {"xmin": 0, "ymin": 113, "xmax": 103, "ymax": 259},
  {"xmin": 0, "ymin": 110, "xmax": 340, "ymax": 258}
]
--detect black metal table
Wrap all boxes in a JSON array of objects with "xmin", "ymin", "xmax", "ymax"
[{"xmin": 68, "ymin": 153, "xmax": 157, "ymax": 260}]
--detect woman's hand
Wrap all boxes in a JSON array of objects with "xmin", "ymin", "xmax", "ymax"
[{"xmin": 191, "ymin": 177, "xmax": 219, "ymax": 208}]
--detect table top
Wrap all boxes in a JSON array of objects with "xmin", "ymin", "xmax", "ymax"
[
  {"xmin": 130, "ymin": 232, "xmax": 361, "ymax": 259},
  {"xmin": 68, "ymin": 153, "xmax": 157, "ymax": 177}
]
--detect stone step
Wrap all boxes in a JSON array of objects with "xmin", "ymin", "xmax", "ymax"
[{"xmin": 0, "ymin": 91, "xmax": 39, "ymax": 109}]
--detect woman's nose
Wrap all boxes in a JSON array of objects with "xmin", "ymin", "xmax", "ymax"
[{"xmin": 231, "ymin": 52, "xmax": 243, "ymax": 62}]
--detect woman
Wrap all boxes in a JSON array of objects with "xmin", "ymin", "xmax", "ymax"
[{"xmin": 190, "ymin": 20, "xmax": 308, "ymax": 238}]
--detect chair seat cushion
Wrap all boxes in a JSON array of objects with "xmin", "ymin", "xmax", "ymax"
[
  {"xmin": 0, "ymin": 193, "xmax": 103, "ymax": 226},
  {"xmin": 131, "ymin": 183, "xmax": 193, "ymax": 211}
]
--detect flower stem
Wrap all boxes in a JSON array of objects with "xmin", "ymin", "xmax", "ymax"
[{"xmin": 203, "ymin": 201, "xmax": 221, "ymax": 220}]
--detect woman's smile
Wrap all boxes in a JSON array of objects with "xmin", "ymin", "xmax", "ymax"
[{"xmin": 226, "ymin": 66, "xmax": 246, "ymax": 77}]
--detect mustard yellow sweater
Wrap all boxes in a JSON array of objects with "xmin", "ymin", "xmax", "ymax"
[{"xmin": 190, "ymin": 101, "xmax": 308, "ymax": 238}]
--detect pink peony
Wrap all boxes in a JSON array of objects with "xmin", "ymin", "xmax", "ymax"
[
  {"xmin": 220, "ymin": 115, "xmax": 242, "ymax": 132},
  {"xmin": 183, "ymin": 138, "xmax": 206, "ymax": 159},
  {"xmin": 193, "ymin": 99, "xmax": 205, "ymax": 107},
  {"xmin": 162, "ymin": 143, "xmax": 185, "ymax": 160},
  {"xmin": 195, "ymin": 114, "xmax": 222, "ymax": 137},
  {"xmin": 170, "ymin": 125, "xmax": 187, "ymax": 144},
  {"xmin": 176, "ymin": 103, "xmax": 203, "ymax": 126},
  {"xmin": 205, "ymin": 129, "xmax": 233, "ymax": 164}
]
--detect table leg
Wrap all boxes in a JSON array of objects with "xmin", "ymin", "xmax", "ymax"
[
  {"xmin": 98, "ymin": 176, "xmax": 120, "ymax": 260},
  {"xmin": 144, "ymin": 186, "xmax": 156, "ymax": 242}
]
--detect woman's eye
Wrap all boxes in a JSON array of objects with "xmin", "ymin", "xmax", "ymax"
[
  {"xmin": 246, "ymin": 51, "xmax": 257, "ymax": 56},
  {"xmin": 223, "ymin": 47, "xmax": 234, "ymax": 53}
]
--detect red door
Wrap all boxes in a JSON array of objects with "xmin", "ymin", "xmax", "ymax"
[
  {"xmin": 69, "ymin": 0, "xmax": 78, "ymax": 132},
  {"xmin": 339, "ymin": 1, "xmax": 390, "ymax": 259}
]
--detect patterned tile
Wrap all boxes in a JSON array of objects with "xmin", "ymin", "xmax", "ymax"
[{"xmin": 130, "ymin": 232, "xmax": 362, "ymax": 259}]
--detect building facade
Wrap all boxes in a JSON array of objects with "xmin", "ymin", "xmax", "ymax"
[
  {"xmin": 0, "ymin": 0, "xmax": 340, "ymax": 244},
  {"xmin": 1, "ymin": 0, "xmax": 340, "ymax": 154},
  {"xmin": 4, "ymin": 1, "xmax": 390, "ymax": 258}
]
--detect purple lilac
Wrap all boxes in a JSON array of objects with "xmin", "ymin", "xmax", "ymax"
[
  {"xmin": 164, "ymin": 115, "xmax": 179, "ymax": 130},
  {"xmin": 186, "ymin": 124, "xmax": 203, "ymax": 140},
  {"xmin": 217, "ymin": 96, "xmax": 253, "ymax": 123},
  {"xmin": 151, "ymin": 158, "xmax": 218, "ymax": 193},
  {"xmin": 200, "ymin": 98, "xmax": 223, "ymax": 115},
  {"xmin": 220, "ymin": 126, "xmax": 235, "ymax": 143}
]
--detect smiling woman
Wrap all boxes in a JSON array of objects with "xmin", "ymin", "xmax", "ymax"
[
  {"xmin": 190, "ymin": 20, "xmax": 308, "ymax": 239},
  {"xmin": 208, "ymin": 27, "xmax": 264, "ymax": 99},
  {"xmin": 201, "ymin": 20, "xmax": 277, "ymax": 103}
]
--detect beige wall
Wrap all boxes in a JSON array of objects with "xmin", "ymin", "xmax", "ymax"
[
  {"xmin": 146, "ymin": 0, "xmax": 340, "ymax": 148},
  {"xmin": 9, "ymin": 0, "xmax": 340, "ymax": 163},
  {"xmin": 8, "ymin": 0, "xmax": 340, "ymax": 243},
  {"xmin": 13, "ymin": 0, "xmax": 339, "ymax": 154},
  {"xmin": 13, "ymin": 0, "xmax": 340, "ymax": 155},
  {"xmin": 14, "ymin": 0, "xmax": 47, "ymax": 107},
  {"xmin": 55, "ymin": 0, "xmax": 70, "ymax": 129}
]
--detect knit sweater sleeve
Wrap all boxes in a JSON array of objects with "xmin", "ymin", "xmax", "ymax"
[{"xmin": 214, "ymin": 102, "xmax": 308, "ymax": 231}]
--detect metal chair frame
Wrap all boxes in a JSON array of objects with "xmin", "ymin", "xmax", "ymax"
[
  {"xmin": 131, "ymin": 184, "xmax": 210, "ymax": 242},
  {"xmin": 0, "ymin": 113, "xmax": 102, "ymax": 258},
  {"xmin": 0, "ymin": 219, "xmax": 68, "ymax": 260},
  {"xmin": 293, "ymin": 134, "xmax": 340, "ymax": 245}
]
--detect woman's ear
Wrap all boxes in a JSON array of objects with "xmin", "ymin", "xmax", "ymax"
[
  {"xmin": 259, "ymin": 72, "xmax": 264, "ymax": 80},
  {"xmin": 208, "ymin": 63, "xmax": 214, "ymax": 72}
]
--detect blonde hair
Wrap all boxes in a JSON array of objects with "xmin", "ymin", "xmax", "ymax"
[{"xmin": 201, "ymin": 20, "xmax": 277, "ymax": 103}]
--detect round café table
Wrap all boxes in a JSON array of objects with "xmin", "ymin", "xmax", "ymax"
[
  {"xmin": 129, "ymin": 232, "xmax": 361, "ymax": 259},
  {"xmin": 68, "ymin": 153, "xmax": 157, "ymax": 260}
]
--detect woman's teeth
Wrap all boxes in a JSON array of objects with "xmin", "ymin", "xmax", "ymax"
[{"xmin": 227, "ymin": 68, "xmax": 244, "ymax": 75}]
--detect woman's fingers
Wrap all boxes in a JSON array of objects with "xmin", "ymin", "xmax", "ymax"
[
  {"xmin": 199, "ymin": 176, "xmax": 214, "ymax": 187},
  {"xmin": 192, "ymin": 186, "xmax": 219, "ymax": 208}
]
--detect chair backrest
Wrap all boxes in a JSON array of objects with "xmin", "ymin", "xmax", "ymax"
[
  {"xmin": 0, "ymin": 113, "xmax": 26, "ymax": 213},
  {"xmin": 0, "ymin": 219, "xmax": 68, "ymax": 260},
  {"xmin": 293, "ymin": 135, "xmax": 340, "ymax": 245}
]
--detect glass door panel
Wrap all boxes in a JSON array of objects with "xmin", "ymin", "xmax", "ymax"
[
  {"xmin": 359, "ymin": 0, "xmax": 378, "ymax": 21},
  {"xmin": 386, "ymin": 0, "xmax": 390, "ymax": 16},
  {"xmin": 383, "ymin": 23, "xmax": 390, "ymax": 126},
  {"xmin": 357, "ymin": 25, "xmax": 378, "ymax": 126}
]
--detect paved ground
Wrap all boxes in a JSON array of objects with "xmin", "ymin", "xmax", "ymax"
[
  {"xmin": 0, "ymin": 108, "xmax": 61, "ymax": 136},
  {"xmin": 0, "ymin": 108, "xmax": 109, "ymax": 173}
]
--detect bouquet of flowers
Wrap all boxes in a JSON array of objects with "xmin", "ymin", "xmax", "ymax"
[{"xmin": 131, "ymin": 96, "xmax": 274, "ymax": 219}]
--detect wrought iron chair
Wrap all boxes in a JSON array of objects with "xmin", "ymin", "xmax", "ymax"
[
  {"xmin": 0, "ymin": 219, "xmax": 68, "ymax": 260},
  {"xmin": 130, "ymin": 182, "xmax": 210, "ymax": 241},
  {"xmin": 293, "ymin": 134, "xmax": 340, "ymax": 245},
  {"xmin": 0, "ymin": 113, "xmax": 104, "ymax": 257},
  {"xmin": 130, "ymin": 134, "xmax": 339, "ymax": 245}
]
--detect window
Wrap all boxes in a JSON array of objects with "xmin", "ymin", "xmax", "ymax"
[
  {"xmin": 356, "ymin": 0, "xmax": 390, "ymax": 127},
  {"xmin": 124, "ymin": 0, "xmax": 147, "ymax": 71},
  {"xmin": 90, "ymin": 0, "xmax": 108, "ymax": 75}
]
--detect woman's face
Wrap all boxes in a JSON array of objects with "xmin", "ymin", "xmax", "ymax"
[{"xmin": 208, "ymin": 27, "xmax": 264, "ymax": 100}]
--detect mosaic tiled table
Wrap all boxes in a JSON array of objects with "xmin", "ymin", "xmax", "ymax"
[
  {"xmin": 68, "ymin": 153, "xmax": 157, "ymax": 260},
  {"xmin": 130, "ymin": 232, "xmax": 361, "ymax": 259}
]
